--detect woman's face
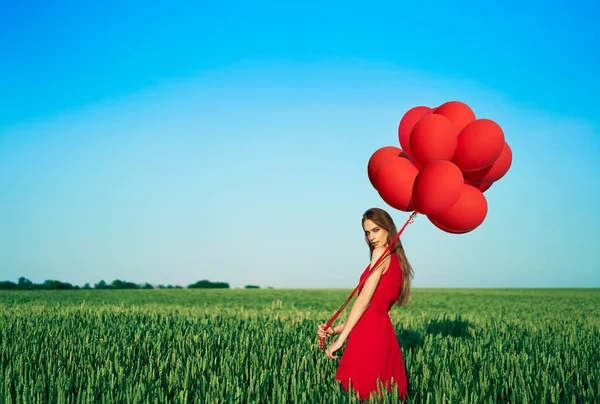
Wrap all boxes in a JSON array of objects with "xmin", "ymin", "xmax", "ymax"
[{"xmin": 363, "ymin": 219, "xmax": 389, "ymax": 248}]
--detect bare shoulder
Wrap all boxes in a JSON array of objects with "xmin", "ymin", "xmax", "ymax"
[
  {"xmin": 371, "ymin": 247, "xmax": 391, "ymax": 271},
  {"xmin": 371, "ymin": 247, "xmax": 390, "ymax": 261}
]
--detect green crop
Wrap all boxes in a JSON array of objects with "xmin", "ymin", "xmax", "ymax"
[{"xmin": 1, "ymin": 288, "xmax": 598, "ymax": 403}]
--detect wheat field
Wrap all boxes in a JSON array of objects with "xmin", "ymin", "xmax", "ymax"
[{"xmin": 1, "ymin": 288, "xmax": 598, "ymax": 403}]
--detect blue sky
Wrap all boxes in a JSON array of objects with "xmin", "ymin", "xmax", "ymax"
[{"xmin": 1, "ymin": 1, "xmax": 599, "ymax": 288}]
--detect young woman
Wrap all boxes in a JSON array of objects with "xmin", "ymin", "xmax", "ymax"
[{"xmin": 318, "ymin": 207, "xmax": 414, "ymax": 401}]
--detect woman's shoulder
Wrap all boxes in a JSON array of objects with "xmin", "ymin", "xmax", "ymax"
[
  {"xmin": 371, "ymin": 247, "xmax": 391, "ymax": 260},
  {"xmin": 370, "ymin": 247, "xmax": 393, "ymax": 270}
]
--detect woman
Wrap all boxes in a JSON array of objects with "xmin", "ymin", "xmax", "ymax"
[{"xmin": 318, "ymin": 207, "xmax": 413, "ymax": 401}]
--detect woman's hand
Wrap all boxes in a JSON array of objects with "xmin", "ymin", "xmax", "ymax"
[
  {"xmin": 325, "ymin": 338, "xmax": 344, "ymax": 359},
  {"xmin": 317, "ymin": 323, "xmax": 335, "ymax": 339}
]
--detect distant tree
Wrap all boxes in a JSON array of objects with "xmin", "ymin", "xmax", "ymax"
[
  {"xmin": 94, "ymin": 280, "xmax": 112, "ymax": 289},
  {"xmin": 1, "ymin": 277, "xmax": 193, "ymax": 291},
  {"xmin": 59, "ymin": 280, "xmax": 74, "ymax": 289},
  {"xmin": 17, "ymin": 277, "xmax": 33, "ymax": 290},
  {"xmin": 188, "ymin": 280, "xmax": 230, "ymax": 289},
  {"xmin": 0, "ymin": 281, "xmax": 17, "ymax": 290},
  {"xmin": 111, "ymin": 279, "xmax": 140, "ymax": 289},
  {"xmin": 245, "ymin": 285, "xmax": 260, "ymax": 289},
  {"xmin": 42, "ymin": 280, "xmax": 74, "ymax": 290},
  {"xmin": 28, "ymin": 282, "xmax": 45, "ymax": 290}
]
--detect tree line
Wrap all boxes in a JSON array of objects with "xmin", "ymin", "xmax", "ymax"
[{"xmin": 0, "ymin": 277, "xmax": 263, "ymax": 290}]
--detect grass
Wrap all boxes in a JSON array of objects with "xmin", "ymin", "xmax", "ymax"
[{"xmin": 1, "ymin": 288, "xmax": 598, "ymax": 403}]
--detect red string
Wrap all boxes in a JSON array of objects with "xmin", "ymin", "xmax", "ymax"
[{"xmin": 319, "ymin": 211, "xmax": 417, "ymax": 350}]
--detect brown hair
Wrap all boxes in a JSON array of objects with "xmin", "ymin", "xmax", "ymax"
[{"xmin": 362, "ymin": 208, "xmax": 414, "ymax": 306}]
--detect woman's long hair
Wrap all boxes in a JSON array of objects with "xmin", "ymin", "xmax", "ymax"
[{"xmin": 362, "ymin": 208, "xmax": 414, "ymax": 306}]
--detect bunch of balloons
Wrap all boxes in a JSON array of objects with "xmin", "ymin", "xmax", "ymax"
[{"xmin": 368, "ymin": 101, "xmax": 512, "ymax": 234}]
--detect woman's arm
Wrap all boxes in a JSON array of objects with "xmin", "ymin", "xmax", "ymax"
[
  {"xmin": 319, "ymin": 322, "xmax": 345, "ymax": 337},
  {"xmin": 336, "ymin": 247, "xmax": 390, "ymax": 343},
  {"xmin": 333, "ymin": 322, "xmax": 345, "ymax": 334}
]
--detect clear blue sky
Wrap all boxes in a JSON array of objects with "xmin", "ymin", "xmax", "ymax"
[{"xmin": 1, "ymin": 0, "xmax": 599, "ymax": 288}]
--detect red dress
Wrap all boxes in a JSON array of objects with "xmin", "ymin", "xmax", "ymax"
[{"xmin": 335, "ymin": 253, "xmax": 408, "ymax": 401}]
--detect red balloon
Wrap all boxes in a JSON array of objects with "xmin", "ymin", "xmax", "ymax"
[
  {"xmin": 412, "ymin": 160, "xmax": 464, "ymax": 215},
  {"xmin": 409, "ymin": 114, "xmax": 458, "ymax": 169},
  {"xmin": 433, "ymin": 101, "xmax": 476, "ymax": 133},
  {"xmin": 429, "ymin": 184, "xmax": 488, "ymax": 233},
  {"xmin": 453, "ymin": 119, "xmax": 505, "ymax": 171},
  {"xmin": 465, "ymin": 180, "xmax": 492, "ymax": 193},
  {"xmin": 429, "ymin": 217, "xmax": 467, "ymax": 234},
  {"xmin": 398, "ymin": 106, "xmax": 432, "ymax": 158},
  {"xmin": 463, "ymin": 142, "xmax": 512, "ymax": 184},
  {"xmin": 375, "ymin": 157, "xmax": 419, "ymax": 212},
  {"xmin": 367, "ymin": 146, "xmax": 411, "ymax": 188}
]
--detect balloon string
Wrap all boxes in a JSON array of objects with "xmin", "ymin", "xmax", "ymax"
[{"xmin": 319, "ymin": 211, "xmax": 418, "ymax": 350}]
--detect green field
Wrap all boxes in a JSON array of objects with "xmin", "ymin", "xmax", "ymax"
[{"xmin": 1, "ymin": 288, "xmax": 598, "ymax": 403}]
